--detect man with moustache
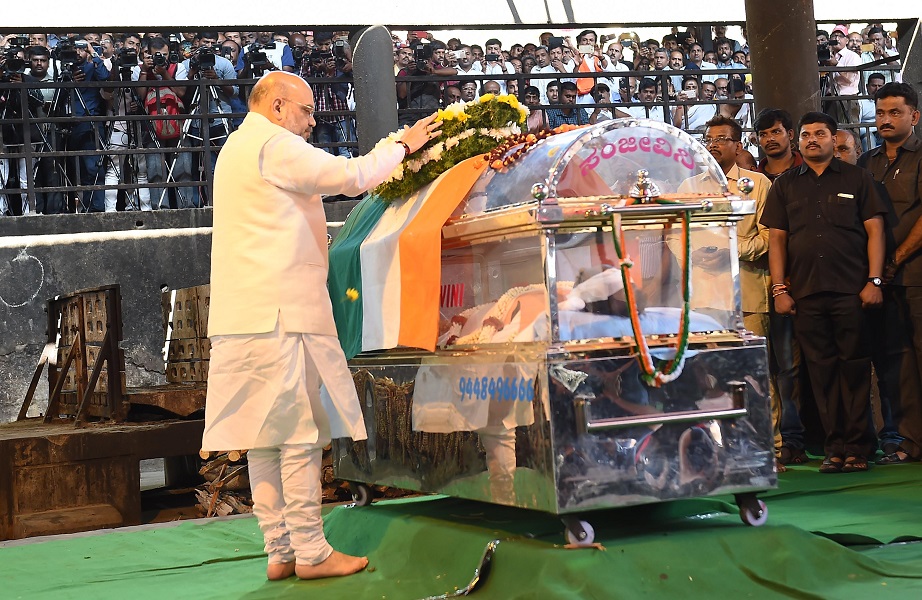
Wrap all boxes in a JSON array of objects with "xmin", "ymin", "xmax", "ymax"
[
  {"xmin": 753, "ymin": 108, "xmax": 808, "ymax": 465},
  {"xmin": 859, "ymin": 82, "xmax": 922, "ymax": 464},
  {"xmin": 835, "ymin": 129, "xmax": 862, "ymax": 164},
  {"xmin": 761, "ymin": 112, "xmax": 886, "ymax": 473},
  {"xmin": 679, "ymin": 116, "xmax": 776, "ymax": 463},
  {"xmin": 202, "ymin": 71, "xmax": 438, "ymax": 581}
]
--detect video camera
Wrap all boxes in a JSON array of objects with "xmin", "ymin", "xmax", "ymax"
[
  {"xmin": 291, "ymin": 45, "xmax": 307, "ymax": 69},
  {"xmin": 51, "ymin": 37, "xmax": 79, "ymax": 65},
  {"xmin": 166, "ymin": 34, "xmax": 183, "ymax": 64},
  {"xmin": 333, "ymin": 37, "xmax": 349, "ymax": 59},
  {"xmin": 6, "ymin": 34, "xmax": 30, "ymax": 48},
  {"xmin": 413, "ymin": 42, "xmax": 432, "ymax": 61},
  {"xmin": 1, "ymin": 34, "xmax": 29, "ymax": 80},
  {"xmin": 115, "ymin": 47, "xmax": 138, "ymax": 69},
  {"xmin": 817, "ymin": 42, "xmax": 831, "ymax": 63},
  {"xmin": 1, "ymin": 50, "xmax": 27, "ymax": 82},
  {"xmin": 244, "ymin": 42, "xmax": 276, "ymax": 75},
  {"xmin": 190, "ymin": 46, "xmax": 218, "ymax": 70}
]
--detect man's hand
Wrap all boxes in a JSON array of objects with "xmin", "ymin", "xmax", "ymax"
[
  {"xmin": 200, "ymin": 67, "xmax": 218, "ymax": 80},
  {"xmin": 774, "ymin": 293, "xmax": 796, "ymax": 315},
  {"xmin": 860, "ymin": 283, "xmax": 883, "ymax": 308},
  {"xmin": 399, "ymin": 113, "xmax": 442, "ymax": 154},
  {"xmin": 72, "ymin": 67, "xmax": 86, "ymax": 82},
  {"xmin": 883, "ymin": 257, "xmax": 901, "ymax": 283},
  {"xmin": 693, "ymin": 247, "xmax": 731, "ymax": 271}
]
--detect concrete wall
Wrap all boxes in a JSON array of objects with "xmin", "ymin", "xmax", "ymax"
[{"xmin": 0, "ymin": 201, "xmax": 358, "ymax": 423}]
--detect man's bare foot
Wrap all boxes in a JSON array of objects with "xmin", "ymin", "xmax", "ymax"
[
  {"xmin": 266, "ymin": 562, "xmax": 295, "ymax": 580},
  {"xmin": 295, "ymin": 551, "xmax": 369, "ymax": 580}
]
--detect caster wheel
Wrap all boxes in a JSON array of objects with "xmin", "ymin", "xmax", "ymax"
[
  {"xmin": 350, "ymin": 482, "xmax": 373, "ymax": 506},
  {"xmin": 564, "ymin": 519, "xmax": 595, "ymax": 546},
  {"xmin": 739, "ymin": 499, "xmax": 768, "ymax": 526}
]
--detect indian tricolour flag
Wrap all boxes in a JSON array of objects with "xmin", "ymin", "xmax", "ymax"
[{"xmin": 329, "ymin": 156, "xmax": 487, "ymax": 359}]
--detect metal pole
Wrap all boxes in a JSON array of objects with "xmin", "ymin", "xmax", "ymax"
[
  {"xmin": 898, "ymin": 18, "xmax": 922, "ymax": 137},
  {"xmin": 745, "ymin": 0, "xmax": 821, "ymax": 123},
  {"xmin": 352, "ymin": 25, "xmax": 399, "ymax": 155}
]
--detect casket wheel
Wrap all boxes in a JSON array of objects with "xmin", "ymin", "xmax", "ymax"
[
  {"xmin": 563, "ymin": 519, "xmax": 595, "ymax": 546},
  {"xmin": 738, "ymin": 499, "xmax": 768, "ymax": 527},
  {"xmin": 350, "ymin": 482, "xmax": 373, "ymax": 506}
]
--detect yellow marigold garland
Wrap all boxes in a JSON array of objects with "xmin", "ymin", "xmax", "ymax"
[{"xmin": 375, "ymin": 94, "xmax": 528, "ymax": 201}]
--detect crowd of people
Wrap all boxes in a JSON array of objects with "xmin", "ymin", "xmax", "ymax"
[
  {"xmin": 703, "ymin": 85, "xmax": 921, "ymax": 474},
  {"xmin": 0, "ymin": 23, "xmax": 904, "ymax": 216}
]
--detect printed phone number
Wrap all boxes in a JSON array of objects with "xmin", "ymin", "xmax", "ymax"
[{"xmin": 458, "ymin": 376, "xmax": 535, "ymax": 402}]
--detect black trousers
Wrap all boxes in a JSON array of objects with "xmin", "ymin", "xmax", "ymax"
[
  {"xmin": 793, "ymin": 292, "xmax": 874, "ymax": 457},
  {"xmin": 891, "ymin": 286, "xmax": 922, "ymax": 457}
]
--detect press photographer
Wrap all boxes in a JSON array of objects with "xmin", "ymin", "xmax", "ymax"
[
  {"xmin": 396, "ymin": 40, "xmax": 456, "ymax": 128},
  {"xmin": 0, "ymin": 37, "xmax": 43, "ymax": 215},
  {"xmin": 101, "ymin": 41, "xmax": 149, "ymax": 211},
  {"xmin": 816, "ymin": 27, "xmax": 860, "ymax": 123},
  {"xmin": 54, "ymin": 36, "xmax": 109, "ymax": 212},
  {"xmin": 181, "ymin": 31, "xmax": 238, "ymax": 205},
  {"xmin": 300, "ymin": 32, "xmax": 354, "ymax": 158},
  {"xmin": 235, "ymin": 31, "xmax": 296, "ymax": 75},
  {"xmin": 134, "ymin": 36, "xmax": 195, "ymax": 209}
]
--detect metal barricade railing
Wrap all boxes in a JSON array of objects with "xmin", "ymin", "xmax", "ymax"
[
  {"xmin": 0, "ymin": 75, "xmax": 359, "ymax": 213},
  {"xmin": 0, "ymin": 60, "xmax": 903, "ymax": 214}
]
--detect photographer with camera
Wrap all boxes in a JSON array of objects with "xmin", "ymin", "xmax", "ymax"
[
  {"xmin": 182, "ymin": 31, "xmax": 238, "ymax": 206},
  {"xmin": 236, "ymin": 31, "xmax": 296, "ymax": 77},
  {"xmin": 134, "ymin": 36, "xmax": 195, "ymax": 209},
  {"xmin": 100, "ymin": 34, "xmax": 149, "ymax": 211},
  {"xmin": 300, "ymin": 32, "xmax": 355, "ymax": 158},
  {"xmin": 0, "ymin": 38, "xmax": 44, "ymax": 215},
  {"xmin": 397, "ymin": 40, "xmax": 456, "ymax": 128},
  {"xmin": 58, "ymin": 36, "xmax": 110, "ymax": 212},
  {"xmin": 817, "ymin": 27, "xmax": 860, "ymax": 126},
  {"xmin": 818, "ymin": 27, "xmax": 860, "ymax": 96}
]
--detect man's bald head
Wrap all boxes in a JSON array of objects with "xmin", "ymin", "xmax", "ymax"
[
  {"xmin": 249, "ymin": 71, "xmax": 309, "ymax": 110},
  {"xmin": 249, "ymin": 72, "xmax": 317, "ymax": 140}
]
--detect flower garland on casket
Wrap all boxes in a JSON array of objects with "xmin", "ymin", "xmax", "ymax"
[{"xmin": 375, "ymin": 93, "xmax": 528, "ymax": 201}]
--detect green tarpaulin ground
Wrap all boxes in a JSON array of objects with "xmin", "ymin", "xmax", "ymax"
[{"xmin": 5, "ymin": 462, "xmax": 922, "ymax": 599}]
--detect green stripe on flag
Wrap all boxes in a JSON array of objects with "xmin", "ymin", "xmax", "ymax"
[{"xmin": 328, "ymin": 194, "xmax": 389, "ymax": 359}]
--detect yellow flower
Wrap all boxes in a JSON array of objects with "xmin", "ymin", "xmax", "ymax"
[
  {"xmin": 498, "ymin": 93, "xmax": 520, "ymax": 109},
  {"xmin": 479, "ymin": 93, "xmax": 495, "ymax": 103},
  {"xmin": 346, "ymin": 288, "xmax": 360, "ymax": 302}
]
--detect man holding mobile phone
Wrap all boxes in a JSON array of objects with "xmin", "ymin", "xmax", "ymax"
[
  {"xmin": 567, "ymin": 30, "xmax": 619, "ymax": 105},
  {"xmin": 480, "ymin": 38, "xmax": 516, "ymax": 94},
  {"xmin": 860, "ymin": 26, "xmax": 900, "ymax": 86}
]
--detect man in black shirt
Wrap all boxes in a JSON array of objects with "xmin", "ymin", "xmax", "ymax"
[
  {"xmin": 761, "ymin": 111, "xmax": 886, "ymax": 473},
  {"xmin": 858, "ymin": 82, "xmax": 922, "ymax": 464}
]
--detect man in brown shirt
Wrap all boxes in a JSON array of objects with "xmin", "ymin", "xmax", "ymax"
[{"xmin": 858, "ymin": 82, "xmax": 922, "ymax": 464}]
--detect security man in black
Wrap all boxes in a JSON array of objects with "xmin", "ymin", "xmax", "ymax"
[
  {"xmin": 761, "ymin": 112, "xmax": 886, "ymax": 474},
  {"xmin": 858, "ymin": 82, "xmax": 922, "ymax": 464}
]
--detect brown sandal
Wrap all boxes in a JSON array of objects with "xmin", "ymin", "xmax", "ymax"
[
  {"xmin": 819, "ymin": 455, "xmax": 844, "ymax": 473},
  {"xmin": 842, "ymin": 455, "xmax": 868, "ymax": 473}
]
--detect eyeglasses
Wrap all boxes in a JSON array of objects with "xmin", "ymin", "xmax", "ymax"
[
  {"xmin": 702, "ymin": 136, "xmax": 739, "ymax": 146},
  {"xmin": 280, "ymin": 97, "xmax": 315, "ymax": 117}
]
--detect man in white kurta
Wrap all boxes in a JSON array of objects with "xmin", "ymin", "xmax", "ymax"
[{"xmin": 202, "ymin": 71, "xmax": 437, "ymax": 581}]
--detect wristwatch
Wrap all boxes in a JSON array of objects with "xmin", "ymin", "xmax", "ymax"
[{"xmin": 868, "ymin": 277, "xmax": 882, "ymax": 287}]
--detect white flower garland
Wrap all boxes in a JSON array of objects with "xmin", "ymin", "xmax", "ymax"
[{"xmin": 380, "ymin": 123, "xmax": 521, "ymax": 186}]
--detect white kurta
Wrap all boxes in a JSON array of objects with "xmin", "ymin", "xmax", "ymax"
[{"xmin": 202, "ymin": 111, "xmax": 404, "ymax": 451}]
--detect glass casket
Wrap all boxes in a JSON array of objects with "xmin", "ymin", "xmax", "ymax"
[{"xmin": 332, "ymin": 119, "xmax": 775, "ymax": 540}]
